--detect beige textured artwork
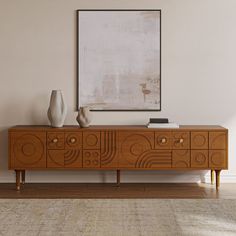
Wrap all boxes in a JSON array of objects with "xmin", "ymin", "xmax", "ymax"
[{"xmin": 78, "ymin": 11, "xmax": 161, "ymax": 110}]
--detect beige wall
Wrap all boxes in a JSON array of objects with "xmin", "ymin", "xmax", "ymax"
[{"xmin": 1, "ymin": 0, "xmax": 236, "ymax": 183}]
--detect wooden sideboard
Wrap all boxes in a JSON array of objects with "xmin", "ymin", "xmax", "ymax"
[{"xmin": 8, "ymin": 125, "xmax": 228, "ymax": 190}]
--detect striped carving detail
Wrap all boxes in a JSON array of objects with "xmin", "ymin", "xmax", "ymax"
[
  {"xmin": 101, "ymin": 131, "xmax": 117, "ymax": 166},
  {"xmin": 135, "ymin": 150, "xmax": 172, "ymax": 168},
  {"xmin": 64, "ymin": 149, "xmax": 80, "ymax": 166}
]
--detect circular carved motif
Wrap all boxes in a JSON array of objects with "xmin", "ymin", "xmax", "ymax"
[
  {"xmin": 22, "ymin": 143, "xmax": 36, "ymax": 156},
  {"xmin": 195, "ymin": 153, "xmax": 206, "ymax": 164},
  {"xmin": 85, "ymin": 160, "xmax": 91, "ymax": 165},
  {"xmin": 93, "ymin": 160, "xmax": 98, "ymax": 165},
  {"xmin": 93, "ymin": 151, "xmax": 99, "ymax": 157},
  {"xmin": 175, "ymin": 161, "xmax": 188, "ymax": 168},
  {"xmin": 85, "ymin": 134, "xmax": 98, "ymax": 147},
  {"xmin": 157, "ymin": 136, "xmax": 168, "ymax": 146},
  {"xmin": 211, "ymin": 152, "xmax": 223, "ymax": 166},
  {"xmin": 193, "ymin": 135, "xmax": 206, "ymax": 147},
  {"xmin": 130, "ymin": 143, "xmax": 144, "ymax": 156},
  {"xmin": 85, "ymin": 152, "xmax": 91, "ymax": 157},
  {"xmin": 121, "ymin": 134, "xmax": 152, "ymax": 164},
  {"xmin": 13, "ymin": 134, "xmax": 44, "ymax": 165}
]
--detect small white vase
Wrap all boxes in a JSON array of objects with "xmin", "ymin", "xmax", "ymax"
[
  {"xmin": 47, "ymin": 90, "xmax": 67, "ymax": 128},
  {"xmin": 76, "ymin": 107, "xmax": 92, "ymax": 128}
]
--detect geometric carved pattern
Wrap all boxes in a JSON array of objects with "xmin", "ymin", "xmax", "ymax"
[
  {"xmin": 12, "ymin": 132, "xmax": 46, "ymax": 168},
  {"xmin": 191, "ymin": 150, "xmax": 208, "ymax": 168},
  {"xmin": 209, "ymin": 150, "xmax": 226, "ymax": 168},
  {"xmin": 155, "ymin": 132, "xmax": 172, "ymax": 149},
  {"xmin": 135, "ymin": 150, "xmax": 171, "ymax": 168},
  {"xmin": 47, "ymin": 150, "xmax": 64, "ymax": 168},
  {"xmin": 83, "ymin": 132, "xmax": 100, "ymax": 149},
  {"xmin": 119, "ymin": 132, "xmax": 154, "ymax": 168},
  {"xmin": 65, "ymin": 132, "xmax": 82, "ymax": 149},
  {"xmin": 9, "ymin": 127, "xmax": 228, "ymax": 171},
  {"xmin": 191, "ymin": 132, "xmax": 208, "ymax": 149},
  {"xmin": 47, "ymin": 132, "xmax": 64, "ymax": 149},
  {"xmin": 172, "ymin": 132, "xmax": 190, "ymax": 149},
  {"xmin": 47, "ymin": 149, "xmax": 82, "ymax": 168},
  {"xmin": 64, "ymin": 149, "xmax": 82, "ymax": 168},
  {"xmin": 101, "ymin": 131, "xmax": 118, "ymax": 167},
  {"xmin": 83, "ymin": 150, "xmax": 100, "ymax": 168},
  {"xmin": 209, "ymin": 132, "xmax": 226, "ymax": 149},
  {"xmin": 172, "ymin": 150, "xmax": 190, "ymax": 168}
]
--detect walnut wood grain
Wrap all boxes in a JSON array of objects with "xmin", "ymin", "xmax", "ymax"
[
  {"xmin": 191, "ymin": 132, "xmax": 208, "ymax": 149},
  {"xmin": 209, "ymin": 132, "xmax": 227, "ymax": 149},
  {"xmin": 172, "ymin": 150, "xmax": 190, "ymax": 168},
  {"xmin": 47, "ymin": 132, "xmax": 64, "ymax": 150},
  {"xmin": 101, "ymin": 131, "xmax": 118, "ymax": 168},
  {"xmin": 83, "ymin": 131, "xmax": 101, "ymax": 149},
  {"xmin": 154, "ymin": 132, "xmax": 172, "ymax": 149},
  {"xmin": 10, "ymin": 132, "xmax": 46, "ymax": 169},
  {"xmin": 8, "ymin": 125, "xmax": 228, "ymax": 190},
  {"xmin": 191, "ymin": 150, "xmax": 209, "ymax": 168}
]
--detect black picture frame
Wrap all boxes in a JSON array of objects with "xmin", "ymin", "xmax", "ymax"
[{"xmin": 76, "ymin": 9, "xmax": 161, "ymax": 111}]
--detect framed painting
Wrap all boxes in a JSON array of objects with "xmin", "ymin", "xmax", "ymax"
[{"xmin": 77, "ymin": 9, "xmax": 161, "ymax": 111}]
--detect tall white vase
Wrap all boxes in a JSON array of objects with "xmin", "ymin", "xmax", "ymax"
[{"xmin": 47, "ymin": 90, "xmax": 67, "ymax": 128}]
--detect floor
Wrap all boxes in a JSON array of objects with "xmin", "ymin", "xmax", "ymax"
[{"xmin": 0, "ymin": 183, "xmax": 235, "ymax": 199}]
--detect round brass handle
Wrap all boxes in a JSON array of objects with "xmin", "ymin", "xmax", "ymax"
[
  {"xmin": 70, "ymin": 138, "xmax": 76, "ymax": 143},
  {"xmin": 160, "ymin": 138, "xmax": 167, "ymax": 144},
  {"xmin": 52, "ymin": 138, "xmax": 58, "ymax": 143},
  {"xmin": 179, "ymin": 138, "xmax": 184, "ymax": 143}
]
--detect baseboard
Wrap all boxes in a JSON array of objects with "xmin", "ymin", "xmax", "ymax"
[
  {"xmin": 204, "ymin": 174, "xmax": 236, "ymax": 183},
  {"xmin": 0, "ymin": 172, "xmax": 236, "ymax": 183}
]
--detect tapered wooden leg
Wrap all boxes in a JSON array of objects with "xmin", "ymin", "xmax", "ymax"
[
  {"xmin": 21, "ymin": 170, "xmax": 25, "ymax": 184},
  {"xmin": 116, "ymin": 170, "xmax": 120, "ymax": 187},
  {"xmin": 215, "ymin": 170, "xmax": 221, "ymax": 190},
  {"xmin": 211, "ymin": 170, "xmax": 214, "ymax": 185},
  {"xmin": 15, "ymin": 170, "xmax": 21, "ymax": 191}
]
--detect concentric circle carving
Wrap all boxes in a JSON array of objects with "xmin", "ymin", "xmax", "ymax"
[
  {"xmin": 13, "ymin": 134, "xmax": 44, "ymax": 165},
  {"xmin": 211, "ymin": 152, "xmax": 223, "ymax": 166},
  {"xmin": 175, "ymin": 161, "xmax": 188, "ymax": 167},
  {"xmin": 130, "ymin": 143, "xmax": 144, "ymax": 156},
  {"xmin": 85, "ymin": 134, "xmax": 98, "ymax": 147},
  {"xmin": 195, "ymin": 153, "xmax": 206, "ymax": 164},
  {"xmin": 193, "ymin": 135, "xmax": 206, "ymax": 147},
  {"xmin": 85, "ymin": 152, "xmax": 91, "ymax": 157},
  {"xmin": 22, "ymin": 143, "xmax": 36, "ymax": 156},
  {"xmin": 93, "ymin": 151, "xmax": 99, "ymax": 157}
]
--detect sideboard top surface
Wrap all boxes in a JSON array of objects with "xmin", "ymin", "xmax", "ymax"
[{"xmin": 9, "ymin": 125, "xmax": 227, "ymax": 132}]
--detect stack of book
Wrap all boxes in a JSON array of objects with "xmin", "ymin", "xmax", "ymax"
[{"xmin": 147, "ymin": 118, "xmax": 179, "ymax": 128}]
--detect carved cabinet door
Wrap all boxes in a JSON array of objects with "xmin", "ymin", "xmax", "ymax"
[
  {"xmin": 118, "ymin": 131, "xmax": 171, "ymax": 169},
  {"xmin": 83, "ymin": 131, "xmax": 101, "ymax": 168},
  {"xmin": 101, "ymin": 131, "xmax": 118, "ymax": 168},
  {"xmin": 209, "ymin": 132, "xmax": 227, "ymax": 168},
  {"xmin": 47, "ymin": 132, "xmax": 83, "ymax": 168},
  {"xmin": 10, "ymin": 132, "xmax": 46, "ymax": 169},
  {"xmin": 118, "ymin": 132, "xmax": 154, "ymax": 168}
]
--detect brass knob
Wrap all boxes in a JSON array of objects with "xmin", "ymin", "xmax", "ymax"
[
  {"xmin": 70, "ymin": 138, "xmax": 76, "ymax": 143},
  {"xmin": 161, "ymin": 138, "xmax": 167, "ymax": 144},
  {"xmin": 179, "ymin": 138, "xmax": 184, "ymax": 143},
  {"xmin": 52, "ymin": 138, "xmax": 58, "ymax": 143}
]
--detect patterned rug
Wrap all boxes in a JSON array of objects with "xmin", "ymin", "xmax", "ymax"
[{"xmin": 0, "ymin": 199, "xmax": 236, "ymax": 236}]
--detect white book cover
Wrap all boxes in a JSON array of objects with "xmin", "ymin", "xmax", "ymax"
[{"xmin": 147, "ymin": 123, "xmax": 179, "ymax": 128}]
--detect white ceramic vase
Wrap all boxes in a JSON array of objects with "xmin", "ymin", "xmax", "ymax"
[
  {"xmin": 47, "ymin": 90, "xmax": 67, "ymax": 128},
  {"xmin": 76, "ymin": 107, "xmax": 92, "ymax": 128}
]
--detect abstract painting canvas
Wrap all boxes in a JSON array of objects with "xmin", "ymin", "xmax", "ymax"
[{"xmin": 77, "ymin": 10, "xmax": 161, "ymax": 111}]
